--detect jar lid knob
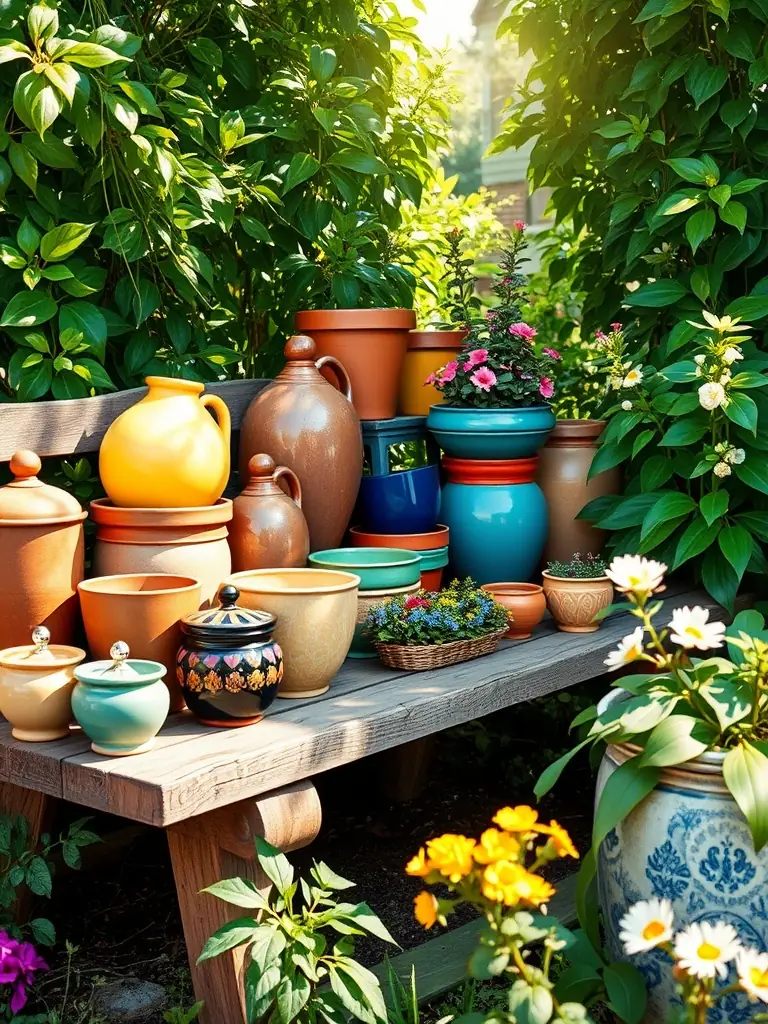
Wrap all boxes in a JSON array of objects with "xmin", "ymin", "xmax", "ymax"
[
  {"xmin": 284, "ymin": 335, "xmax": 316, "ymax": 361},
  {"xmin": 10, "ymin": 450, "xmax": 41, "ymax": 481},
  {"xmin": 219, "ymin": 584, "xmax": 240, "ymax": 609},
  {"xmin": 31, "ymin": 625, "xmax": 49, "ymax": 653},
  {"xmin": 248, "ymin": 454, "xmax": 276, "ymax": 478},
  {"xmin": 110, "ymin": 640, "xmax": 130, "ymax": 664}
]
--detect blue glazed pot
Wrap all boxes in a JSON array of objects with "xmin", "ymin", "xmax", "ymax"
[
  {"xmin": 427, "ymin": 404, "xmax": 556, "ymax": 460},
  {"xmin": 440, "ymin": 457, "xmax": 548, "ymax": 585},
  {"xmin": 358, "ymin": 464, "xmax": 440, "ymax": 535}
]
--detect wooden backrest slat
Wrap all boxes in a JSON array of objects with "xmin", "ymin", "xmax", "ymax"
[{"xmin": 0, "ymin": 379, "xmax": 271, "ymax": 461}]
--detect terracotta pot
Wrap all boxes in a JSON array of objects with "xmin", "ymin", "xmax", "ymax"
[
  {"xmin": 480, "ymin": 583, "xmax": 546, "ymax": 640},
  {"xmin": 78, "ymin": 573, "xmax": 202, "ymax": 711},
  {"xmin": 90, "ymin": 498, "xmax": 232, "ymax": 609},
  {"xmin": 399, "ymin": 330, "xmax": 468, "ymax": 416},
  {"xmin": 537, "ymin": 420, "xmax": 621, "ymax": 563},
  {"xmin": 230, "ymin": 455, "xmax": 310, "ymax": 573},
  {"xmin": 239, "ymin": 336, "xmax": 362, "ymax": 552},
  {"xmin": 0, "ymin": 450, "xmax": 86, "ymax": 648},
  {"xmin": 349, "ymin": 525, "xmax": 450, "ymax": 551},
  {"xmin": 294, "ymin": 309, "xmax": 416, "ymax": 420},
  {"xmin": 420, "ymin": 567, "xmax": 445, "ymax": 591},
  {"xmin": 99, "ymin": 376, "xmax": 231, "ymax": 508},
  {"xmin": 226, "ymin": 568, "xmax": 359, "ymax": 698},
  {"xmin": 541, "ymin": 572, "xmax": 614, "ymax": 633},
  {"xmin": 351, "ymin": 582, "xmax": 420, "ymax": 659},
  {"xmin": 0, "ymin": 626, "xmax": 85, "ymax": 741}
]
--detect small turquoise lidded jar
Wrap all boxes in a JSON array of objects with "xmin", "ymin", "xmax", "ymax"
[{"xmin": 72, "ymin": 641, "xmax": 169, "ymax": 757}]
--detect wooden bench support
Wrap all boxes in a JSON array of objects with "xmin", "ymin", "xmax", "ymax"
[
  {"xmin": 377, "ymin": 736, "xmax": 436, "ymax": 803},
  {"xmin": 167, "ymin": 779, "xmax": 322, "ymax": 1024}
]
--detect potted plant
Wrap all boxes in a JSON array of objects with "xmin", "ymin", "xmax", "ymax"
[
  {"xmin": 425, "ymin": 223, "xmax": 559, "ymax": 460},
  {"xmin": 363, "ymin": 577, "xmax": 508, "ymax": 670},
  {"xmin": 293, "ymin": 211, "xmax": 416, "ymax": 421},
  {"xmin": 541, "ymin": 553, "xmax": 613, "ymax": 632},
  {"xmin": 536, "ymin": 554, "xmax": 768, "ymax": 1021}
]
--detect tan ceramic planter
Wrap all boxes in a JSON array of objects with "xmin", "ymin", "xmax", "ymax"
[
  {"xmin": 78, "ymin": 574, "xmax": 202, "ymax": 711},
  {"xmin": 541, "ymin": 572, "xmax": 613, "ymax": 633},
  {"xmin": 481, "ymin": 583, "xmax": 547, "ymax": 640},
  {"xmin": 0, "ymin": 631, "xmax": 86, "ymax": 741},
  {"xmin": 90, "ymin": 498, "xmax": 233, "ymax": 608},
  {"xmin": 227, "ymin": 568, "xmax": 359, "ymax": 698}
]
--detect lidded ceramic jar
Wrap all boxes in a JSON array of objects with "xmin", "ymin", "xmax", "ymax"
[
  {"xmin": 238, "ymin": 336, "xmax": 363, "ymax": 552},
  {"xmin": 229, "ymin": 455, "xmax": 310, "ymax": 573},
  {"xmin": 0, "ymin": 450, "xmax": 86, "ymax": 648},
  {"xmin": 72, "ymin": 641, "xmax": 170, "ymax": 757},
  {"xmin": 0, "ymin": 626, "xmax": 86, "ymax": 741},
  {"xmin": 177, "ymin": 584, "xmax": 283, "ymax": 728}
]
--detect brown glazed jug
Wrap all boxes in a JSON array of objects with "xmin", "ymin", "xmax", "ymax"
[
  {"xmin": 230, "ymin": 455, "xmax": 310, "ymax": 572},
  {"xmin": 239, "ymin": 336, "xmax": 363, "ymax": 551},
  {"xmin": 0, "ymin": 450, "xmax": 86, "ymax": 648}
]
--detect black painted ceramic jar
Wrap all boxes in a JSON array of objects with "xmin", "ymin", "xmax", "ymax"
[{"xmin": 176, "ymin": 584, "xmax": 282, "ymax": 727}]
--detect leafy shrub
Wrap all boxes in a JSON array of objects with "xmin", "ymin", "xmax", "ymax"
[{"xmin": 546, "ymin": 553, "xmax": 607, "ymax": 578}]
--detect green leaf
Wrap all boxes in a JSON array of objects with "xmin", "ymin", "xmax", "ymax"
[
  {"xmin": 255, "ymin": 836, "xmax": 294, "ymax": 897},
  {"xmin": 737, "ymin": 512, "xmax": 768, "ymax": 542},
  {"xmin": 723, "ymin": 742, "xmax": 768, "ymax": 851},
  {"xmin": 282, "ymin": 152, "xmax": 321, "ymax": 193},
  {"xmin": 686, "ymin": 207, "xmax": 715, "ymax": 254},
  {"xmin": 721, "ymin": 97, "xmax": 752, "ymax": 131},
  {"xmin": 249, "ymin": 927, "xmax": 287, "ymax": 973},
  {"xmin": 104, "ymin": 91, "xmax": 138, "ymax": 134},
  {"xmin": 624, "ymin": 279, "xmax": 689, "ymax": 307},
  {"xmin": 25, "ymin": 855, "xmax": 52, "ymax": 896},
  {"xmin": 14, "ymin": 69, "xmax": 61, "ymax": 137},
  {"xmin": 51, "ymin": 39, "xmax": 129, "ymax": 67},
  {"xmin": 200, "ymin": 877, "xmax": 269, "ymax": 910},
  {"xmin": 40, "ymin": 222, "xmax": 95, "ymax": 262},
  {"xmin": 0, "ymin": 40, "xmax": 32, "ymax": 65},
  {"xmin": 29, "ymin": 917, "xmax": 55, "ymax": 946},
  {"xmin": 730, "ymin": 371, "xmax": 768, "ymax": 389},
  {"xmin": 673, "ymin": 514, "xmax": 721, "ymax": 569},
  {"xmin": 22, "ymin": 132, "xmax": 78, "ymax": 169},
  {"xmin": 245, "ymin": 962, "xmax": 281, "ymax": 1022},
  {"xmin": 42, "ymin": 62, "xmax": 80, "ymax": 104},
  {"xmin": 731, "ymin": 178, "xmax": 768, "ymax": 195},
  {"xmin": 719, "ymin": 523, "xmax": 752, "ymax": 581},
  {"xmin": 8, "ymin": 139, "xmax": 37, "ymax": 193},
  {"xmin": 720, "ymin": 200, "xmax": 747, "ymax": 233},
  {"xmin": 725, "ymin": 392, "xmax": 758, "ymax": 434},
  {"xmin": 329, "ymin": 960, "xmax": 386, "ymax": 1024},
  {"xmin": 659, "ymin": 418, "xmax": 709, "ymax": 446},
  {"xmin": 640, "ymin": 715, "xmax": 717, "ymax": 768},
  {"xmin": 343, "ymin": 904, "xmax": 396, "ymax": 944},
  {"xmin": 1, "ymin": 291, "xmax": 56, "ymax": 328},
  {"xmin": 702, "ymin": 546, "xmax": 739, "ymax": 611},
  {"xmin": 700, "ymin": 490, "xmax": 729, "ymax": 526},
  {"xmin": 59, "ymin": 302, "xmax": 106, "ymax": 350},
  {"xmin": 17, "ymin": 217, "xmax": 40, "ymax": 257},
  {"xmin": 310, "ymin": 45, "xmax": 337, "ymax": 83},
  {"xmin": 641, "ymin": 492, "xmax": 696, "ymax": 540},
  {"xmin": 327, "ymin": 150, "xmax": 389, "ymax": 175},
  {"xmin": 13, "ymin": 354, "xmax": 52, "ymax": 400},
  {"xmin": 73, "ymin": 358, "xmax": 115, "ymax": 391},
  {"xmin": 685, "ymin": 58, "xmax": 729, "ymax": 108},
  {"xmin": 699, "ymin": 675, "xmax": 752, "ymax": 731},
  {"xmin": 592, "ymin": 756, "xmax": 660, "ymax": 857},
  {"xmin": 276, "ymin": 971, "xmax": 311, "ymax": 1024},
  {"xmin": 604, "ymin": 963, "xmax": 647, "ymax": 1024},
  {"xmin": 534, "ymin": 737, "xmax": 593, "ymax": 799},
  {"xmin": 665, "ymin": 157, "xmax": 710, "ymax": 184},
  {"xmin": 507, "ymin": 979, "xmax": 553, "ymax": 1024},
  {"xmin": 735, "ymin": 459, "xmax": 768, "ymax": 496},
  {"xmin": 197, "ymin": 917, "xmax": 258, "ymax": 963},
  {"xmin": 118, "ymin": 80, "xmax": 161, "ymax": 117},
  {"xmin": 28, "ymin": 4, "xmax": 58, "ymax": 43}
]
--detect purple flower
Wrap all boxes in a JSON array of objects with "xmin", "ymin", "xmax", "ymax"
[{"xmin": 0, "ymin": 934, "xmax": 48, "ymax": 1014}]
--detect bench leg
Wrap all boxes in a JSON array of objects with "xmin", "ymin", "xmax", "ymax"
[
  {"xmin": 167, "ymin": 780, "xmax": 322, "ymax": 1024},
  {"xmin": 377, "ymin": 736, "xmax": 435, "ymax": 802}
]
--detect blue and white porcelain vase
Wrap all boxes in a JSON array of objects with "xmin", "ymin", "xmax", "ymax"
[{"xmin": 598, "ymin": 739, "xmax": 768, "ymax": 1024}]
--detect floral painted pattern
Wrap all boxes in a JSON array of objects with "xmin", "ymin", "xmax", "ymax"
[
  {"xmin": 646, "ymin": 840, "xmax": 691, "ymax": 900},
  {"xmin": 177, "ymin": 643, "xmax": 283, "ymax": 696}
]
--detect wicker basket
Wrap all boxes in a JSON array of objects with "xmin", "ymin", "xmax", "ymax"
[{"xmin": 374, "ymin": 627, "xmax": 508, "ymax": 672}]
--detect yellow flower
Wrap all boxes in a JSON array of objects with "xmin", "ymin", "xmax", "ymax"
[
  {"xmin": 406, "ymin": 848, "xmax": 431, "ymax": 878},
  {"xmin": 426, "ymin": 834, "xmax": 476, "ymax": 882},
  {"xmin": 482, "ymin": 862, "xmax": 555, "ymax": 907},
  {"xmin": 538, "ymin": 820, "xmax": 579, "ymax": 859},
  {"xmin": 414, "ymin": 891, "xmax": 438, "ymax": 929},
  {"xmin": 473, "ymin": 828, "xmax": 520, "ymax": 865},
  {"xmin": 492, "ymin": 805, "xmax": 543, "ymax": 834}
]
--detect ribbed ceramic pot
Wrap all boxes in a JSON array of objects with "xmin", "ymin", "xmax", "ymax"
[
  {"xmin": 541, "ymin": 572, "xmax": 613, "ymax": 633},
  {"xmin": 480, "ymin": 583, "xmax": 546, "ymax": 640},
  {"xmin": 308, "ymin": 549, "xmax": 421, "ymax": 590},
  {"xmin": 399, "ymin": 330, "xmax": 468, "ymax": 416},
  {"xmin": 596, "ymin": 692, "xmax": 768, "ymax": 1024},
  {"xmin": 90, "ymin": 498, "xmax": 232, "ymax": 609},
  {"xmin": 427, "ymin": 405, "xmax": 556, "ymax": 460},
  {"xmin": 537, "ymin": 420, "xmax": 620, "ymax": 562},
  {"xmin": 349, "ymin": 525, "xmax": 450, "ymax": 551},
  {"xmin": 350, "ymin": 582, "xmax": 420, "ymax": 659},
  {"xmin": 440, "ymin": 457, "xmax": 548, "ymax": 585}
]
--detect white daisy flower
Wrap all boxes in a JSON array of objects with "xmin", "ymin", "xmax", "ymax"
[
  {"xmin": 725, "ymin": 448, "xmax": 745, "ymax": 465},
  {"xmin": 605, "ymin": 627, "xmax": 646, "ymax": 671},
  {"xmin": 621, "ymin": 400, "xmax": 633, "ymax": 411},
  {"xmin": 669, "ymin": 606, "xmax": 726, "ymax": 650},
  {"xmin": 723, "ymin": 346, "xmax": 744, "ymax": 364},
  {"xmin": 619, "ymin": 899, "xmax": 674, "ymax": 955},
  {"xmin": 713, "ymin": 462, "xmax": 731, "ymax": 478},
  {"xmin": 698, "ymin": 381, "xmax": 726, "ymax": 410},
  {"xmin": 623, "ymin": 367, "xmax": 643, "ymax": 388},
  {"xmin": 737, "ymin": 947, "xmax": 768, "ymax": 1003},
  {"xmin": 674, "ymin": 921, "xmax": 741, "ymax": 980},
  {"xmin": 606, "ymin": 555, "xmax": 667, "ymax": 596}
]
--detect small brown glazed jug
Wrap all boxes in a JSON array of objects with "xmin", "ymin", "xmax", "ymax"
[
  {"xmin": 229, "ymin": 455, "xmax": 310, "ymax": 572},
  {"xmin": 239, "ymin": 336, "xmax": 363, "ymax": 551},
  {"xmin": 0, "ymin": 450, "xmax": 86, "ymax": 648}
]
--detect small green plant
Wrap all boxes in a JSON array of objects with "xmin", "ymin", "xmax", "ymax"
[
  {"xmin": 163, "ymin": 1003, "xmax": 203, "ymax": 1024},
  {"xmin": 435, "ymin": 228, "xmax": 483, "ymax": 329},
  {"xmin": 200, "ymin": 838, "xmax": 395, "ymax": 1024},
  {"xmin": 545, "ymin": 554, "xmax": 608, "ymax": 579}
]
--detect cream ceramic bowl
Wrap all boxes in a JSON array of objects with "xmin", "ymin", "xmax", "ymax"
[
  {"xmin": 226, "ymin": 569, "xmax": 360, "ymax": 698},
  {"xmin": 0, "ymin": 636, "xmax": 86, "ymax": 741}
]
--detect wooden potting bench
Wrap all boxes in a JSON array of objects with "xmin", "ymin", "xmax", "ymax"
[{"xmin": 0, "ymin": 385, "xmax": 718, "ymax": 1022}]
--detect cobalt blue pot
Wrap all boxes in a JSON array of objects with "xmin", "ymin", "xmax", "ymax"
[
  {"xmin": 440, "ymin": 457, "xmax": 548, "ymax": 585},
  {"xmin": 427, "ymin": 404, "xmax": 556, "ymax": 460},
  {"xmin": 358, "ymin": 463, "xmax": 440, "ymax": 535}
]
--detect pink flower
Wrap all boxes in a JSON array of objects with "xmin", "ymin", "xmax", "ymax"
[
  {"xmin": 611, "ymin": 322, "xmax": 623, "ymax": 332},
  {"xmin": 486, "ymin": 311, "xmax": 497, "ymax": 320},
  {"xmin": 470, "ymin": 367, "xmax": 497, "ymax": 392},
  {"xmin": 439, "ymin": 360, "xmax": 459, "ymax": 383},
  {"xmin": 404, "ymin": 596, "xmax": 431, "ymax": 610},
  {"xmin": 539, "ymin": 376, "xmax": 555, "ymax": 399},
  {"xmin": 509, "ymin": 323, "xmax": 537, "ymax": 341},
  {"xmin": 463, "ymin": 349, "xmax": 488, "ymax": 369},
  {"xmin": 424, "ymin": 372, "xmax": 437, "ymax": 386},
  {"xmin": 595, "ymin": 330, "xmax": 609, "ymax": 342},
  {"xmin": 513, "ymin": 220, "xmax": 527, "ymax": 232},
  {"xmin": 543, "ymin": 347, "xmax": 562, "ymax": 360}
]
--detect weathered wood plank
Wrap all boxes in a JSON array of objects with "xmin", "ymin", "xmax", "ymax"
[{"xmin": 0, "ymin": 379, "xmax": 270, "ymax": 460}]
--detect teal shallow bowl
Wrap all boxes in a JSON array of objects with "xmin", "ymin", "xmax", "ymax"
[
  {"xmin": 418, "ymin": 546, "xmax": 449, "ymax": 571},
  {"xmin": 426, "ymin": 404, "xmax": 556, "ymax": 459},
  {"xmin": 309, "ymin": 548, "xmax": 421, "ymax": 590}
]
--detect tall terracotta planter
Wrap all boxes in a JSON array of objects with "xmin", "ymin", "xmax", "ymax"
[
  {"xmin": 239, "ymin": 336, "xmax": 362, "ymax": 552},
  {"xmin": 399, "ymin": 330, "xmax": 467, "ymax": 416},
  {"xmin": 537, "ymin": 420, "xmax": 620, "ymax": 563},
  {"xmin": 294, "ymin": 308, "xmax": 416, "ymax": 420}
]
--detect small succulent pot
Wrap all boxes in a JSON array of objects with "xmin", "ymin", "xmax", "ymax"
[
  {"xmin": 72, "ymin": 642, "xmax": 170, "ymax": 756},
  {"xmin": 480, "ymin": 583, "xmax": 546, "ymax": 640},
  {"xmin": 541, "ymin": 573, "xmax": 614, "ymax": 633},
  {"xmin": 0, "ymin": 626, "xmax": 86, "ymax": 742},
  {"xmin": 350, "ymin": 582, "xmax": 420, "ymax": 660},
  {"xmin": 177, "ymin": 584, "xmax": 282, "ymax": 727},
  {"xmin": 308, "ymin": 548, "xmax": 421, "ymax": 591}
]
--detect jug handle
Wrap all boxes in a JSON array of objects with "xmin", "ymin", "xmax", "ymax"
[
  {"xmin": 315, "ymin": 355, "xmax": 353, "ymax": 403},
  {"xmin": 201, "ymin": 393, "xmax": 232, "ymax": 447},
  {"xmin": 273, "ymin": 465, "xmax": 302, "ymax": 508}
]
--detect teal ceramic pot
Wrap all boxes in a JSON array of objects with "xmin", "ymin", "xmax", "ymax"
[
  {"xmin": 440, "ymin": 457, "xmax": 548, "ymax": 585},
  {"xmin": 72, "ymin": 644, "xmax": 170, "ymax": 756},
  {"xmin": 351, "ymin": 582, "xmax": 420, "ymax": 659},
  {"xmin": 427, "ymin": 404, "xmax": 556, "ymax": 460},
  {"xmin": 308, "ymin": 548, "xmax": 421, "ymax": 590},
  {"xmin": 417, "ymin": 546, "xmax": 449, "ymax": 590}
]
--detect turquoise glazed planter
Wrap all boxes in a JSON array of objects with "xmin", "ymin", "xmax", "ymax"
[
  {"xmin": 72, "ymin": 646, "xmax": 170, "ymax": 756},
  {"xmin": 308, "ymin": 548, "xmax": 421, "ymax": 590},
  {"xmin": 418, "ymin": 546, "xmax": 449, "ymax": 573},
  {"xmin": 427, "ymin": 404, "xmax": 556, "ymax": 460},
  {"xmin": 440, "ymin": 457, "xmax": 548, "ymax": 585}
]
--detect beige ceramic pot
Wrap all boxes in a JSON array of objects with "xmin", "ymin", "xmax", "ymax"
[
  {"xmin": 0, "ymin": 626, "xmax": 85, "ymax": 741},
  {"xmin": 78, "ymin": 574, "xmax": 202, "ymax": 711},
  {"xmin": 226, "ymin": 569, "xmax": 359, "ymax": 698},
  {"xmin": 480, "ymin": 583, "xmax": 547, "ymax": 640},
  {"xmin": 537, "ymin": 420, "xmax": 620, "ymax": 563},
  {"xmin": 90, "ymin": 499, "xmax": 232, "ymax": 608},
  {"xmin": 541, "ymin": 572, "xmax": 613, "ymax": 633}
]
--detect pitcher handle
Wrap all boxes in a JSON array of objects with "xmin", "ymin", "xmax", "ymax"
[
  {"xmin": 201, "ymin": 393, "xmax": 232, "ymax": 447},
  {"xmin": 273, "ymin": 465, "xmax": 302, "ymax": 508},
  {"xmin": 315, "ymin": 355, "xmax": 353, "ymax": 403}
]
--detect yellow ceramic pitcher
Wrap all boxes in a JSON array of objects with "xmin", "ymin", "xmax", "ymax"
[{"xmin": 100, "ymin": 377, "xmax": 232, "ymax": 508}]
